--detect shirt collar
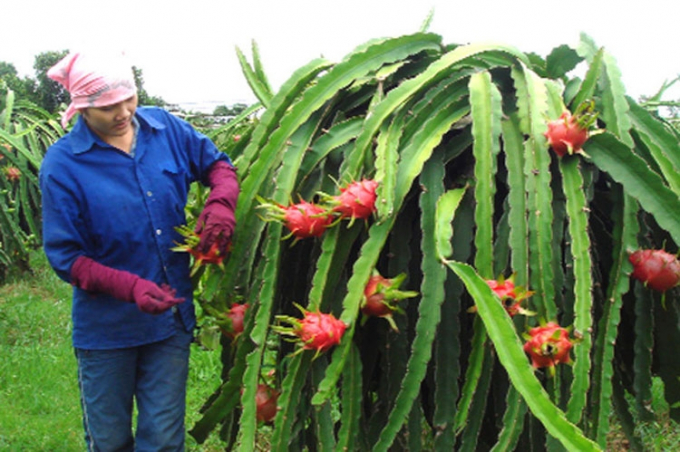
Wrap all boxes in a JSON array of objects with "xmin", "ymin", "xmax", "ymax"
[{"xmin": 69, "ymin": 107, "xmax": 167, "ymax": 155}]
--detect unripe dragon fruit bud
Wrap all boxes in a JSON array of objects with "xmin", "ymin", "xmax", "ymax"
[
  {"xmin": 361, "ymin": 272, "xmax": 417, "ymax": 331},
  {"xmin": 3, "ymin": 166, "xmax": 21, "ymax": 182}
]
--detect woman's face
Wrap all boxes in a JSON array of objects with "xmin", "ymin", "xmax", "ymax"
[{"xmin": 81, "ymin": 94, "xmax": 138, "ymax": 141}]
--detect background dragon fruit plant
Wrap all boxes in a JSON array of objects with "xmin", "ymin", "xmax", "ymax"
[
  {"xmin": 0, "ymin": 81, "xmax": 63, "ymax": 281},
  {"xmin": 180, "ymin": 26, "xmax": 680, "ymax": 452}
]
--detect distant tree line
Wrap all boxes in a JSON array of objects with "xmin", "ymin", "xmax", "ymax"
[
  {"xmin": 213, "ymin": 103, "xmax": 249, "ymax": 116},
  {"xmin": 1, "ymin": 50, "xmax": 251, "ymax": 126},
  {"xmin": 0, "ymin": 50, "xmax": 70, "ymax": 113}
]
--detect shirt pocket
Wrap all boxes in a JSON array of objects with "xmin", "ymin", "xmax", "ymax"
[{"xmin": 158, "ymin": 161, "xmax": 190, "ymax": 218}]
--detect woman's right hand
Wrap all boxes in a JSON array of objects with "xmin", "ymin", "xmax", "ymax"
[
  {"xmin": 131, "ymin": 280, "xmax": 185, "ymax": 314},
  {"xmin": 71, "ymin": 256, "xmax": 185, "ymax": 314}
]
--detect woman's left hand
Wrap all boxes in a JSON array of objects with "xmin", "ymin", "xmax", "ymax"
[{"xmin": 195, "ymin": 161, "xmax": 239, "ymax": 254}]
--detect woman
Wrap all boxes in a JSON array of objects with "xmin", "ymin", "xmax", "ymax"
[{"xmin": 40, "ymin": 51, "xmax": 239, "ymax": 451}]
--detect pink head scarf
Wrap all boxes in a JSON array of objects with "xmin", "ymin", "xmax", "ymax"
[{"xmin": 47, "ymin": 52, "xmax": 138, "ymax": 128}]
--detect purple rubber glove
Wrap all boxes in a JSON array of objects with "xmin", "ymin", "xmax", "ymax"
[
  {"xmin": 130, "ymin": 280, "xmax": 186, "ymax": 315},
  {"xmin": 70, "ymin": 256, "xmax": 185, "ymax": 314},
  {"xmin": 195, "ymin": 161, "xmax": 239, "ymax": 255}
]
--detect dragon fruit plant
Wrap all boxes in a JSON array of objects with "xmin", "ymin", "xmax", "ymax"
[{"xmin": 187, "ymin": 30, "xmax": 680, "ymax": 452}]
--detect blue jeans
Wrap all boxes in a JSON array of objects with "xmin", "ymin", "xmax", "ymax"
[{"xmin": 75, "ymin": 318, "xmax": 192, "ymax": 452}]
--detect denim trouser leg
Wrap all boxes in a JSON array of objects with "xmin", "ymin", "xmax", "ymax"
[
  {"xmin": 75, "ymin": 321, "xmax": 192, "ymax": 452},
  {"xmin": 135, "ymin": 328, "xmax": 192, "ymax": 451}
]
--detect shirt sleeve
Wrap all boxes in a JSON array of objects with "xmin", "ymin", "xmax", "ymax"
[
  {"xmin": 40, "ymin": 154, "xmax": 89, "ymax": 282},
  {"xmin": 164, "ymin": 110, "xmax": 233, "ymax": 185}
]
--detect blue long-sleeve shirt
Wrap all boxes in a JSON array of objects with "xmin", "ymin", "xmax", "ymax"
[{"xmin": 40, "ymin": 106, "xmax": 231, "ymax": 349}]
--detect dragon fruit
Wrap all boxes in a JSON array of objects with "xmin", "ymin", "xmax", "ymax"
[
  {"xmin": 257, "ymin": 197, "xmax": 334, "ymax": 241},
  {"xmin": 629, "ymin": 248, "xmax": 680, "ymax": 292},
  {"xmin": 274, "ymin": 304, "xmax": 346, "ymax": 358},
  {"xmin": 485, "ymin": 275, "xmax": 534, "ymax": 317},
  {"xmin": 171, "ymin": 225, "xmax": 228, "ymax": 276},
  {"xmin": 523, "ymin": 322, "xmax": 573, "ymax": 373},
  {"xmin": 221, "ymin": 303, "xmax": 249, "ymax": 339},
  {"xmin": 545, "ymin": 102, "xmax": 597, "ymax": 157},
  {"xmin": 333, "ymin": 179, "xmax": 378, "ymax": 222},
  {"xmin": 255, "ymin": 383, "xmax": 279, "ymax": 423}
]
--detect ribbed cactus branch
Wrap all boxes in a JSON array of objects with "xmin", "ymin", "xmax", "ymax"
[
  {"xmin": 512, "ymin": 63, "xmax": 557, "ymax": 320},
  {"xmin": 336, "ymin": 343, "xmax": 363, "ymax": 451},
  {"xmin": 589, "ymin": 189, "xmax": 638, "ymax": 447},
  {"xmin": 433, "ymin": 190, "xmax": 471, "ymax": 450},
  {"xmin": 270, "ymin": 353, "xmax": 313, "ymax": 450},
  {"xmin": 490, "ymin": 388, "xmax": 528, "ymax": 452},
  {"xmin": 371, "ymin": 146, "xmax": 448, "ymax": 451},
  {"xmin": 501, "ymin": 115, "xmax": 529, "ymax": 287},
  {"xmin": 585, "ymin": 133, "xmax": 680, "ymax": 245},
  {"xmin": 633, "ymin": 282, "xmax": 655, "ymax": 421},
  {"xmin": 560, "ymin": 156, "xmax": 594, "ymax": 425},
  {"xmin": 470, "ymin": 70, "xmax": 502, "ymax": 279}
]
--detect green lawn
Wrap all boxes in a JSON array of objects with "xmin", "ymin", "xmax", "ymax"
[{"xmin": 0, "ymin": 251, "xmax": 226, "ymax": 451}]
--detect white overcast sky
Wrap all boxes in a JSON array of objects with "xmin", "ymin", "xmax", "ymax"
[{"xmin": 2, "ymin": 0, "xmax": 678, "ymax": 106}]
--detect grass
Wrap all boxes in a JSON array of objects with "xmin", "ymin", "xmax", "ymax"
[
  {"xmin": 0, "ymin": 250, "xmax": 226, "ymax": 451},
  {"xmin": 630, "ymin": 377, "xmax": 680, "ymax": 452},
  {"xmin": 2, "ymin": 250, "xmax": 680, "ymax": 450}
]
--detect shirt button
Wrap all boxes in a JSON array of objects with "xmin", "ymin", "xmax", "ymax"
[
  {"xmin": 156, "ymin": 229, "xmax": 162, "ymax": 235},
  {"xmin": 147, "ymin": 191, "xmax": 153, "ymax": 197}
]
